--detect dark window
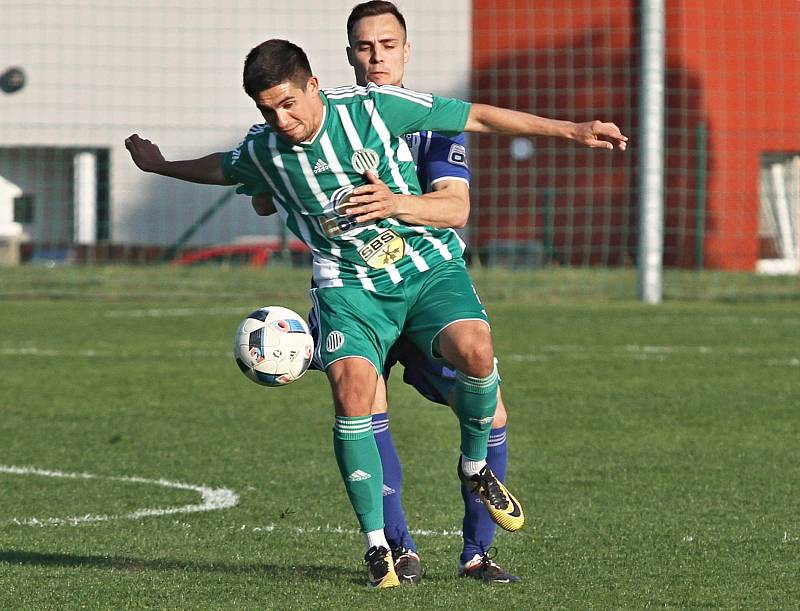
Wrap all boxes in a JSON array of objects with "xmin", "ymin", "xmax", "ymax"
[{"xmin": 13, "ymin": 194, "xmax": 34, "ymax": 223}]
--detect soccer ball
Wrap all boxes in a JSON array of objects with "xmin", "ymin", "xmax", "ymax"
[{"xmin": 233, "ymin": 306, "xmax": 314, "ymax": 387}]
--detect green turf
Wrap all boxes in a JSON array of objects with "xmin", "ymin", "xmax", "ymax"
[{"xmin": 1, "ymin": 266, "xmax": 798, "ymax": 609}]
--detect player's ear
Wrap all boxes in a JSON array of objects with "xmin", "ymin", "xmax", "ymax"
[
  {"xmin": 305, "ymin": 76, "xmax": 319, "ymax": 95},
  {"xmin": 346, "ymin": 46, "xmax": 355, "ymax": 67},
  {"xmin": 403, "ymin": 42, "xmax": 410, "ymax": 65}
]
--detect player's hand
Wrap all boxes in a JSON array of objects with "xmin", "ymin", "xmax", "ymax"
[
  {"xmin": 346, "ymin": 171, "xmax": 401, "ymax": 222},
  {"xmin": 572, "ymin": 121, "xmax": 628, "ymax": 151},
  {"xmin": 124, "ymin": 133, "xmax": 167, "ymax": 172}
]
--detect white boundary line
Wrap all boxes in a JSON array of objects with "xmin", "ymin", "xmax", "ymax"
[
  {"xmin": 0, "ymin": 347, "xmax": 229, "ymax": 358},
  {"xmin": 236, "ymin": 524, "xmax": 465, "ymax": 538},
  {"xmin": 3, "ymin": 343, "xmax": 797, "ymax": 364},
  {"xmin": 1, "ymin": 465, "xmax": 238, "ymax": 527},
  {"xmin": 103, "ymin": 306, "xmax": 247, "ymax": 318}
]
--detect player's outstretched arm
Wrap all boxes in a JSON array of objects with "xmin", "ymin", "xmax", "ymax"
[
  {"xmin": 464, "ymin": 104, "xmax": 628, "ymax": 150},
  {"xmin": 124, "ymin": 134, "xmax": 236, "ymax": 185},
  {"xmin": 347, "ymin": 172, "xmax": 469, "ymax": 228}
]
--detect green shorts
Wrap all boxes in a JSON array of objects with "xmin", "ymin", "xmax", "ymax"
[{"xmin": 310, "ymin": 260, "xmax": 489, "ymax": 374}]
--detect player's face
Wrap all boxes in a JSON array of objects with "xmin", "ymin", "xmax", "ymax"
[
  {"xmin": 253, "ymin": 77, "xmax": 322, "ymax": 144},
  {"xmin": 347, "ymin": 13, "xmax": 410, "ymax": 87}
]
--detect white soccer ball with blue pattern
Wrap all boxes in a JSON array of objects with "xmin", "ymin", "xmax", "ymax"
[{"xmin": 233, "ymin": 306, "xmax": 314, "ymax": 387}]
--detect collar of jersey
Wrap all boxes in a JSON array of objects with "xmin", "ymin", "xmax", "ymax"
[{"xmin": 297, "ymin": 92, "xmax": 329, "ymax": 147}]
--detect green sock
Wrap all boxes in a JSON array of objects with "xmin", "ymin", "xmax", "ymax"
[
  {"xmin": 453, "ymin": 367, "xmax": 499, "ymax": 460},
  {"xmin": 333, "ymin": 415, "xmax": 384, "ymax": 533}
]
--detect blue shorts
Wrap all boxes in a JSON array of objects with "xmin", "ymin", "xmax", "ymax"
[{"xmin": 383, "ymin": 335, "xmax": 454, "ymax": 406}]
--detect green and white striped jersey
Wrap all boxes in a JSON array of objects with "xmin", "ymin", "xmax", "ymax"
[{"xmin": 221, "ymin": 83, "xmax": 471, "ymax": 291}]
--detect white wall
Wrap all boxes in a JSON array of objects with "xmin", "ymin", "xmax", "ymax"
[{"xmin": 0, "ymin": 1, "xmax": 471, "ymax": 246}]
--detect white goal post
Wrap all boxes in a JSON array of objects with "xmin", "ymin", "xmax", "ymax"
[{"xmin": 757, "ymin": 154, "xmax": 800, "ymax": 275}]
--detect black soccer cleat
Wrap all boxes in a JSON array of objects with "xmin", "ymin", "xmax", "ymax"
[
  {"xmin": 458, "ymin": 461, "xmax": 525, "ymax": 532},
  {"xmin": 364, "ymin": 545, "xmax": 400, "ymax": 589},
  {"xmin": 459, "ymin": 548, "xmax": 521, "ymax": 584},
  {"xmin": 392, "ymin": 547, "xmax": 422, "ymax": 584}
]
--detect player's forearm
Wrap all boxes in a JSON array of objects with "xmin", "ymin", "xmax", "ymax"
[
  {"xmin": 465, "ymin": 104, "xmax": 576, "ymax": 140},
  {"xmin": 151, "ymin": 153, "xmax": 234, "ymax": 186},
  {"xmin": 394, "ymin": 185, "xmax": 469, "ymax": 229}
]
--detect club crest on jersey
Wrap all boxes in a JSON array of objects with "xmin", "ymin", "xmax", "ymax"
[
  {"xmin": 351, "ymin": 148, "xmax": 379, "ymax": 174},
  {"xmin": 357, "ymin": 229, "xmax": 406, "ymax": 269},
  {"xmin": 325, "ymin": 330, "xmax": 345, "ymax": 353}
]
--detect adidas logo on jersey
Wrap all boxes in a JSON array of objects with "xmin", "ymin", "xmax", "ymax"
[
  {"xmin": 382, "ymin": 484, "xmax": 397, "ymax": 496},
  {"xmin": 312, "ymin": 158, "xmax": 330, "ymax": 174},
  {"xmin": 347, "ymin": 470, "xmax": 372, "ymax": 482}
]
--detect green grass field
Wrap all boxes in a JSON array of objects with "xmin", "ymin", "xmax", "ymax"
[{"xmin": 1, "ymin": 266, "xmax": 798, "ymax": 609}]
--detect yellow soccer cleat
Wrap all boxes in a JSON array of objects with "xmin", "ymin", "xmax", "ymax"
[
  {"xmin": 459, "ymin": 463, "xmax": 525, "ymax": 532},
  {"xmin": 364, "ymin": 546, "xmax": 401, "ymax": 589}
]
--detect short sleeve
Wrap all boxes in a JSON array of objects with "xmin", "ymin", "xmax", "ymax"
[
  {"xmin": 221, "ymin": 132, "xmax": 272, "ymax": 197},
  {"xmin": 370, "ymin": 85, "xmax": 470, "ymax": 137}
]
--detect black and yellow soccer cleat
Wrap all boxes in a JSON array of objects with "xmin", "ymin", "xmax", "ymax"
[
  {"xmin": 364, "ymin": 545, "xmax": 400, "ymax": 589},
  {"xmin": 458, "ymin": 548, "xmax": 521, "ymax": 584},
  {"xmin": 458, "ymin": 462, "xmax": 525, "ymax": 532},
  {"xmin": 392, "ymin": 548, "xmax": 422, "ymax": 585}
]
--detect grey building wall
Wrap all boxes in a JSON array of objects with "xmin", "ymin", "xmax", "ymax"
[{"xmin": 0, "ymin": 1, "xmax": 471, "ymax": 248}]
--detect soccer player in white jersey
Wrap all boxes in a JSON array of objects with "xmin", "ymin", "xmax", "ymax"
[{"xmin": 125, "ymin": 38, "xmax": 626, "ymax": 589}]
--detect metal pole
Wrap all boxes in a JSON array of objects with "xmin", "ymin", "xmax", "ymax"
[
  {"xmin": 637, "ymin": 0, "xmax": 665, "ymax": 303},
  {"xmin": 694, "ymin": 122, "xmax": 707, "ymax": 269}
]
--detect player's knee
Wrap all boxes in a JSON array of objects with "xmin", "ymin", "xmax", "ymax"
[
  {"xmin": 458, "ymin": 339, "xmax": 495, "ymax": 378},
  {"xmin": 328, "ymin": 359, "xmax": 377, "ymax": 417},
  {"xmin": 492, "ymin": 395, "xmax": 508, "ymax": 428},
  {"xmin": 439, "ymin": 322, "xmax": 495, "ymax": 377},
  {"xmin": 332, "ymin": 385, "xmax": 374, "ymax": 416}
]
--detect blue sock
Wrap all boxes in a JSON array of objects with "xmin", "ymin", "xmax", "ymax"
[
  {"xmin": 461, "ymin": 425, "xmax": 508, "ymax": 563},
  {"xmin": 372, "ymin": 413, "xmax": 416, "ymax": 553}
]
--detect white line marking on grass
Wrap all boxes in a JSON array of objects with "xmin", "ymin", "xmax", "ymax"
[
  {"xmin": 3, "ymin": 343, "xmax": 789, "ymax": 365},
  {"xmin": 104, "ymin": 306, "xmax": 247, "ymax": 318},
  {"xmin": 238, "ymin": 524, "xmax": 464, "ymax": 538},
  {"xmin": 1, "ymin": 465, "xmax": 238, "ymax": 527},
  {"xmin": 508, "ymin": 344, "xmax": 759, "ymax": 362},
  {"xmin": 766, "ymin": 357, "xmax": 800, "ymax": 367},
  {"xmin": 0, "ymin": 347, "xmax": 98, "ymax": 357},
  {"xmin": 623, "ymin": 344, "xmax": 713, "ymax": 354},
  {"xmin": 0, "ymin": 347, "xmax": 229, "ymax": 359}
]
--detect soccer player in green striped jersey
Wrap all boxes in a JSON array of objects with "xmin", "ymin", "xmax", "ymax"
[{"xmin": 125, "ymin": 38, "xmax": 626, "ymax": 588}]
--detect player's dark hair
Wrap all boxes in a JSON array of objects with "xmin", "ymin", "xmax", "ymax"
[
  {"xmin": 242, "ymin": 39, "xmax": 312, "ymax": 98},
  {"xmin": 347, "ymin": 1, "xmax": 407, "ymax": 43}
]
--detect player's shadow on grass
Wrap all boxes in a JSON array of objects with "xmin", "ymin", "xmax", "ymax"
[
  {"xmin": 0, "ymin": 549, "xmax": 359, "ymax": 582},
  {"xmin": 1, "ymin": 549, "xmax": 455, "ymax": 585}
]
